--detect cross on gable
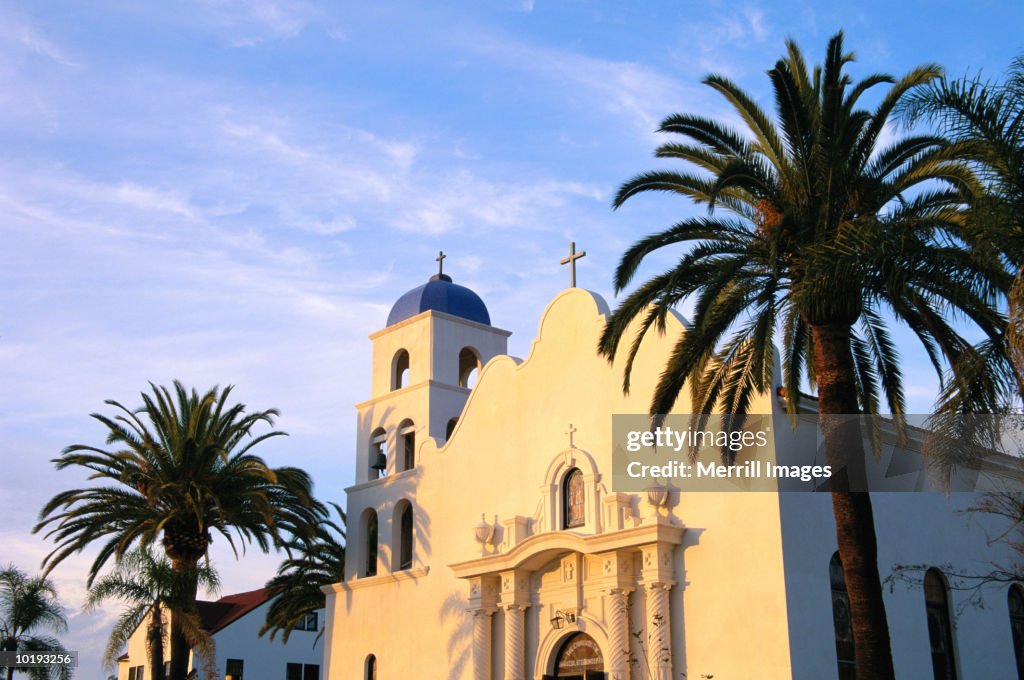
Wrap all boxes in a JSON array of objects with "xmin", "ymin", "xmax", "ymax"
[{"xmin": 560, "ymin": 241, "xmax": 586, "ymax": 288}]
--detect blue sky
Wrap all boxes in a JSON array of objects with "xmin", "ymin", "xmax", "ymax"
[{"xmin": 1, "ymin": 0, "xmax": 1021, "ymax": 675}]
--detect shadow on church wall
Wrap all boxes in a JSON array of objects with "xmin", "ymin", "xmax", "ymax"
[{"xmin": 439, "ymin": 591, "xmax": 472, "ymax": 679}]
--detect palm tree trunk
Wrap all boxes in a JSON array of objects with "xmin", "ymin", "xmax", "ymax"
[
  {"xmin": 812, "ymin": 322, "xmax": 896, "ymax": 680},
  {"xmin": 3, "ymin": 637, "xmax": 15, "ymax": 680},
  {"xmin": 168, "ymin": 561, "xmax": 200, "ymax": 680},
  {"xmin": 149, "ymin": 602, "xmax": 166, "ymax": 680}
]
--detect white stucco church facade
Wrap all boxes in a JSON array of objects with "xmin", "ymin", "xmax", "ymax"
[{"xmin": 321, "ymin": 263, "xmax": 1024, "ymax": 680}]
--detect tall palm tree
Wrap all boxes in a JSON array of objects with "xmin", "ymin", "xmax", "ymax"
[
  {"xmin": 84, "ymin": 547, "xmax": 219, "ymax": 680},
  {"xmin": 599, "ymin": 32, "xmax": 1008, "ymax": 680},
  {"xmin": 260, "ymin": 502, "xmax": 345, "ymax": 644},
  {"xmin": 34, "ymin": 381, "xmax": 325, "ymax": 680},
  {"xmin": 901, "ymin": 53, "xmax": 1024, "ymax": 397},
  {"xmin": 0, "ymin": 566, "xmax": 70, "ymax": 680}
]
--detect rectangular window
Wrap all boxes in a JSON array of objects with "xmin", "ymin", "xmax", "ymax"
[
  {"xmin": 226, "ymin": 658, "xmax": 244, "ymax": 680},
  {"xmin": 286, "ymin": 663, "xmax": 319, "ymax": 680},
  {"xmin": 302, "ymin": 611, "xmax": 318, "ymax": 631}
]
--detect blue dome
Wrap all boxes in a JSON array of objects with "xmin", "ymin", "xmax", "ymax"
[{"xmin": 386, "ymin": 274, "xmax": 491, "ymax": 327}]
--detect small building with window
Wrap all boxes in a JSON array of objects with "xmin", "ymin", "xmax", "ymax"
[
  {"xmin": 116, "ymin": 589, "xmax": 325, "ymax": 680},
  {"xmin": 324, "ymin": 269, "xmax": 1024, "ymax": 680}
]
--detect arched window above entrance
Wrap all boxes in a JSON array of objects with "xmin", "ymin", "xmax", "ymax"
[{"xmin": 562, "ymin": 468, "xmax": 585, "ymax": 529}]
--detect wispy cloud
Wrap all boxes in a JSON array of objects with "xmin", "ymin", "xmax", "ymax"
[
  {"xmin": 0, "ymin": 11, "xmax": 79, "ymax": 67},
  {"xmin": 186, "ymin": 0, "xmax": 333, "ymax": 47},
  {"xmin": 470, "ymin": 36, "xmax": 694, "ymax": 135}
]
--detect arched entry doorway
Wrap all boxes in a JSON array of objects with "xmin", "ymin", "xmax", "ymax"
[{"xmin": 545, "ymin": 631, "xmax": 606, "ymax": 679}]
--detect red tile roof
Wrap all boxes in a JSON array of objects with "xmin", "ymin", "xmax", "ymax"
[{"xmin": 195, "ymin": 588, "xmax": 270, "ymax": 633}]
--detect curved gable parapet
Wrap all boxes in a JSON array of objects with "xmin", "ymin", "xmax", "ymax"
[{"xmin": 418, "ymin": 288, "xmax": 698, "ymax": 466}]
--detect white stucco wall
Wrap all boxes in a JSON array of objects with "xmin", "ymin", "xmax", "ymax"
[
  {"xmin": 780, "ymin": 491, "xmax": 1020, "ymax": 679},
  {"xmin": 116, "ymin": 601, "xmax": 325, "ymax": 680},
  {"xmin": 196, "ymin": 602, "xmax": 325, "ymax": 680}
]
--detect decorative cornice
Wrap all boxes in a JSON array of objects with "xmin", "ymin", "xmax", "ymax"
[
  {"xmin": 368, "ymin": 309, "xmax": 512, "ymax": 340},
  {"xmin": 344, "ymin": 466, "xmax": 420, "ymax": 494},
  {"xmin": 450, "ymin": 520, "xmax": 684, "ymax": 579},
  {"xmin": 355, "ymin": 379, "xmax": 471, "ymax": 410},
  {"xmin": 322, "ymin": 566, "xmax": 430, "ymax": 594}
]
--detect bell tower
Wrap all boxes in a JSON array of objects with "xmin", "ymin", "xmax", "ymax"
[{"xmin": 353, "ymin": 257, "xmax": 511, "ymax": 484}]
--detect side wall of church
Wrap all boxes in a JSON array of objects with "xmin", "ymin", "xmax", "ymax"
[{"xmin": 779, "ymin": 491, "xmax": 1021, "ymax": 679}]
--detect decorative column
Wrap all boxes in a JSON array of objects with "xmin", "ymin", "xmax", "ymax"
[
  {"xmin": 499, "ymin": 569, "xmax": 531, "ymax": 680},
  {"xmin": 502, "ymin": 604, "xmax": 526, "ymax": 680},
  {"xmin": 644, "ymin": 582, "xmax": 673, "ymax": 680},
  {"xmin": 639, "ymin": 544, "xmax": 676, "ymax": 680},
  {"xmin": 599, "ymin": 550, "xmax": 636, "ymax": 680},
  {"xmin": 471, "ymin": 608, "xmax": 496, "ymax": 680},
  {"xmin": 606, "ymin": 588, "xmax": 631, "ymax": 680},
  {"xmin": 467, "ymin": 575, "xmax": 499, "ymax": 680}
]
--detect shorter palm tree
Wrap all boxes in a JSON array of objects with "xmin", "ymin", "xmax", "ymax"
[
  {"xmin": 261, "ymin": 503, "xmax": 345, "ymax": 644},
  {"xmin": 0, "ymin": 566, "xmax": 70, "ymax": 680},
  {"xmin": 35, "ymin": 381, "xmax": 326, "ymax": 680},
  {"xmin": 85, "ymin": 548, "xmax": 219, "ymax": 680}
]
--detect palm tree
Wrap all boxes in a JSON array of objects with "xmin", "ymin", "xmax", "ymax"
[
  {"xmin": 260, "ymin": 502, "xmax": 345, "ymax": 644},
  {"xmin": 901, "ymin": 53, "xmax": 1024, "ymax": 397},
  {"xmin": 84, "ymin": 547, "xmax": 219, "ymax": 680},
  {"xmin": 599, "ymin": 32, "xmax": 1009, "ymax": 680},
  {"xmin": 34, "ymin": 381, "xmax": 325, "ymax": 680},
  {"xmin": 0, "ymin": 566, "xmax": 70, "ymax": 680}
]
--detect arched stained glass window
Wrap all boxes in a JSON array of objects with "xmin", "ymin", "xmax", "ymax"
[
  {"xmin": 829, "ymin": 552, "xmax": 855, "ymax": 680},
  {"xmin": 924, "ymin": 568, "xmax": 957, "ymax": 680},
  {"xmin": 563, "ymin": 468, "xmax": 585, "ymax": 529},
  {"xmin": 1009, "ymin": 584, "xmax": 1024, "ymax": 680}
]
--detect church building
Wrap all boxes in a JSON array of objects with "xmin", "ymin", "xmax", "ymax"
[{"xmin": 321, "ymin": 256, "xmax": 1024, "ymax": 680}]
